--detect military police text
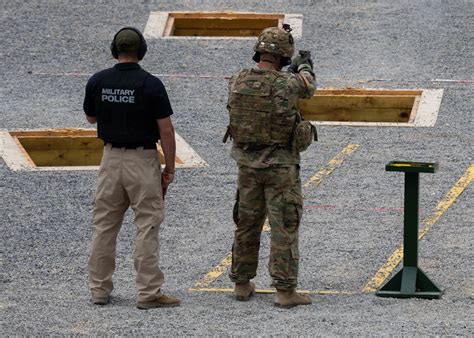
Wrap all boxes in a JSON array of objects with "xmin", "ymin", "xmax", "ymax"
[{"xmin": 102, "ymin": 88, "xmax": 135, "ymax": 103}]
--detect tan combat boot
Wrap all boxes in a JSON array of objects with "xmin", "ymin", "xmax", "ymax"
[
  {"xmin": 234, "ymin": 282, "xmax": 256, "ymax": 301},
  {"xmin": 137, "ymin": 294, "xmax": 181, "ymax": 310},
  {"xmin": 274, "ymin": 289, "xmax": 312, "ymax": 309},
  {"xmin": 91, "ymin": 295, "xmax": 109, "ymax": 306}
]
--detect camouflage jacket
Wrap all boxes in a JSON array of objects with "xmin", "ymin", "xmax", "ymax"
[{"xmin": 228, "ymin": 66, "xmax": 316, "ymax": 168}]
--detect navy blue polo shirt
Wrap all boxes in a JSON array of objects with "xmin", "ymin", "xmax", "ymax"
[{"xmin": 83, "ymin": 63, "xmax": 173, "ymax": 120}]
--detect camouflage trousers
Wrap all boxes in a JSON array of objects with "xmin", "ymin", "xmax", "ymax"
[{"xmin": 229, "ymin": 164, "xmax": 303, "ymax": 291}]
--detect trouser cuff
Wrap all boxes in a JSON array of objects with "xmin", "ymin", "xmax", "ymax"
[
  {"xmin": 272, "ymin": 279, "xmax": 297, "ymax": 291},
  {"xmin": 229, "ymin": 273, "xmax": 254, "ymax": 284}
]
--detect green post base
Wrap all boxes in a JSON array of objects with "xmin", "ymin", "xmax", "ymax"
[
  {"xmin": 376, "ymin": 267, "xmax": 442, "ymax": 299},
  {"xmin": 377, "ymin": 161, "xmax": 442, "ymax": 300}
]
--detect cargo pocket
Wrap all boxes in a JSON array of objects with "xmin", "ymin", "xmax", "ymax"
[
  {"xmin": 283, "ymin": 190, "xmax": 303, "ymax": 231},
  {"xmin": 150, "ymin": 198, "xmax": 165, "ymax": 225}
]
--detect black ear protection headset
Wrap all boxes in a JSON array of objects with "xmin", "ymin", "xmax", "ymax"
[{"xmin": 110, "ymin": 27, "xmax": 148, "ymax": 60}]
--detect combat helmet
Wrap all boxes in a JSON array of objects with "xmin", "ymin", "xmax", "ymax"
[{"xmin": 253, "ymin": 25, "xmax": 295, "ymax": 58}]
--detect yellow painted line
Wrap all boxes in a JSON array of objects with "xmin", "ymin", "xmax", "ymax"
[
  {"xmin": 193, "ymin": 220, "xmax": 267, "ymax": 289},
  {"xmin": 303, "ymin": 144, "xmax": 359, "ymax": 188},
  {"xmin": 194, "ymin": 253, "xmax": 233, "ymax": 289},
  {"xmin": 189, "ymin": 288, "xmax": 355, "ymax": 296},
  {"xmin": 363, "ymin": 163, "xmax": 474, "ymax": 293},
  {"xmin": 193, "ymin": 144, "xmax": 360, "ymax": 290},
  {"xmin": 419, "ymin": 163, "xmax": 474, "ymax": 238}
]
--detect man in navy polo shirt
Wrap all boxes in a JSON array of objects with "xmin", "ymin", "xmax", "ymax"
[{"xmin": 83, "ymin": 27, "xmax": 179, "ymax": 309}]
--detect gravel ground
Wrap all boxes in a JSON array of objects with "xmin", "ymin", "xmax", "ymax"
[{"xmin": 1, "ymin": 0, "xmax": 473, "ymax": 335}]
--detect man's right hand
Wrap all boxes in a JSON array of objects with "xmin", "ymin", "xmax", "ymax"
[
  {"xmin": 162, "ymin": 168, "xmax": 174, "ymax": 186},
  {"xmin": 157, "ymin": 116, "xmax": 176, "ymax": 200},
  {"xmin": 289, "ymin": 51, "xmax": 314, "ymax": 73},
  {"xmin": 161, "ymin": 170, "xmax": 174, "ymax": 199}
]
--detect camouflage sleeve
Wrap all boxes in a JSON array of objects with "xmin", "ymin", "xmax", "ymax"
[{"xmin": 287, "ymin": 68, "xmax": 316, "ymax": 99}]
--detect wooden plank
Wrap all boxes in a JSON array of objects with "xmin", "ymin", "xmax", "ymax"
[
  {"xmin": 10, "ymin": 129, "xmax": 97, "ymax": 138},
  {"xmin": 173, "ymin": 17, "xmax": 278, "ymax": 30},
  {"xmin": 20, "ymin": 138, "xmax": 170, "ymax": 167},
  {"xmin": 6, "ymin": 129, "xmax": 198, "ymax": 168},
  {"xmin": 302, "ymin": 108, "xmax": 412, "ymax": 123},
  {"xmin": 170, "ymin": 12, "xmax": 284, "ymax": 20},
  {"xmin": 174, "ymin": 28, "xmax": 262, "ymax": 37},
  {"xmin": 17, "ymin": 137, "xmax": 104, "ymax": 151},
  {"xmin": 315, "ymin": 89, "xmax": 422, "ymax": 96},
  {"xmin": 164, "ymin": 15, "xmax": 175, "ymax": 36},
  {"xmin": 12, "ymin": 137, "xmax": 36, "ymax": 167},
  {"xmin": 27, "ymin": 148, "xmax": 103, "ymax": 166},
  {"xmin": 409, "ymin": 95, "xmax": 421, "ymax": 123},
  {"xmin": 16, "ymin": 135, "xmax": 179, "ymax": 167},
  {"xmin": 297, "ymin": 89, "xmax": 426, "ymax": 123},
  {"xmin": 298, "ymin": 95, "xmax": 415, "ymax": 110}
]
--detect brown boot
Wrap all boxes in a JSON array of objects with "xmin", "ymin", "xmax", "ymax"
[
  {"xmin": 91, "ymin": 296, "xmax": 109, "ymax": 306},
  {"xmin": 234, "ymin": 282, "xmax": 256, "ymax": 301},
  {"xmin": 137, "ymin": 294, "xmax": 181, "ymax": 310},
  {"xmin": 274, "ymin": 289, "xmax": 312, "ymax": 309}
]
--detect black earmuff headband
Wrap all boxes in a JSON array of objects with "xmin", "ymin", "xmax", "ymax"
[{"xmin": 110, "ymin": 26, "xmax": 147, "ymax": 61}]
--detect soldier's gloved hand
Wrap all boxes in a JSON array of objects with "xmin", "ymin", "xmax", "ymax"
[{"xmin": 289, "ymin": 52, "xmax": 313, "ymax": 73}]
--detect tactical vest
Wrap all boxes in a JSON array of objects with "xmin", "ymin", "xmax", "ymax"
[
  {"xmin": 95, "ymin": 68, "xmax": 159, "ymax": 144},
  {"xmin": 227, "ymin": 69, "xmax": 296, "ymax": 147}
]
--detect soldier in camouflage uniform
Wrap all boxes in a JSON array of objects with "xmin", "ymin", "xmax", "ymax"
[{"xmin": 225, "ymin": 26, "xmax": 316, "ymax": 308}]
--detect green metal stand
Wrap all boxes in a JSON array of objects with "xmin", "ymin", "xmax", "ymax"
[{"xmin": 376, "ymin": 161, "xmax": 442, "ymax": 299}]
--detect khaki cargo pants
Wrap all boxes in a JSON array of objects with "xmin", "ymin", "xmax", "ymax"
[
  {"xmin": 88, "ymin": 144, "xmax": 165, "ymax": 302},
  {"xmin": 230, "ymin": 164, "xmax": 303, "ymax": 291}
]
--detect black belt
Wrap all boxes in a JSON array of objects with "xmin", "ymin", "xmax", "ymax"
[{"xmin": 106, "ymin": 142, "xmax": 156, "ymax": 150}]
